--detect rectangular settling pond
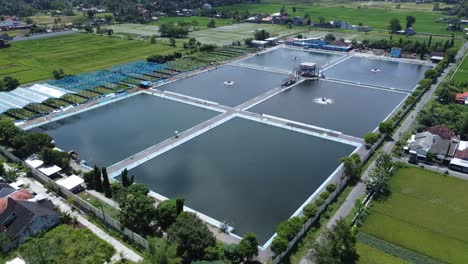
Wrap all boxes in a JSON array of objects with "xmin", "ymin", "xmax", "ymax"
[
  {"xmin": 158, "ymin": 65, "xmax": 287, "ymax": 107},
  {"xmin": 128, "ymin": 116, "xmax": 356, "ymax": 244},
  {"xmin": 324, "ymin": 56, "xmax": 432, "ymax": 91},
  {"xmin": 249, "ymin": 80, "xmax": 408, "ymax": 138},
  {"xmin": 234, "ymin": 48, "xmax": 343, "ymax": 73},
  {"xmin": 32, "ymin": 93, "xmax": 218, "ymax": 167}
]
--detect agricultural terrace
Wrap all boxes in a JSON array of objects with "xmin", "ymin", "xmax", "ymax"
[
  {"xmin": 0, "ymin": 224, "xmax": 115, "ymax": 264},
  {"xmin": 216, "ymin": 3, "xmax": 457, "ymax": 35},
  {"xmin": 358, "ymin": 166, "xmax": 468, "ymax": 264},
  {"xmin": 0, "ymin": 34, "xmax": 181, "ymax": 83},
  {"xmin": 453, "ymin": 53, "xmax": 468, "ymax": 83}
]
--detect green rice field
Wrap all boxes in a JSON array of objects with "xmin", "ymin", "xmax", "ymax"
[
  {"xmin": 153, "ymin": 16, "xmax": 234, "ymax": 29},
  {"xmin": 453, "ymin": 54, "xmax": 468, "ymax": 83},
  {"xmin": 358, "ymin": 166, "xmax": 468, "ymax": 264},
  {"xmin": 190, "ymin": 23, "xmax": 306, "ymax": 45},
  {"xmin": 357, "ymin": 243, "xmax": 409, "ymax": 264},
  {"xmin": 0, "ymin": 33, "xmax": 181, "ymax": 83},
  {"xmin": 216, "ymin": 3, "xmax": 457, "ymax": 35}
]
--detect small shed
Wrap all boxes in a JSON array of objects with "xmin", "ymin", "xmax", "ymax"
[
  {"xmin": 139, "ymin": 81, "xmax": 151, "ymax": 88},
  {"xmin": 265, "ymin": 37, "xmax": 279, "ymax": 46},
  {"xmin": 25, "ymin": 159, "xmax": 44, "ymax": 169},
  {"xmin": 39, "ymin": 165, "xmax": 62, "ymax": 178},
  {"xmin": 6, "ymin": 257, "xmax": 26, "ymax": 264},
  {"xmin": 298, "ymin": 62, "xmax": 319, "ymax": 78},
  {"xmin": 251, "ymin": 40, "xmax": 269, "ymax": 49},
  {"xmin": 56, "ymin": 175, "xmax": 84, "ymax": 193},
  {"xmin": 391, "ymin": 47, "xmax": 402, "ymax": 58}
]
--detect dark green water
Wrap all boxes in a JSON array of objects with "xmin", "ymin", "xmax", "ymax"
[
  {"xmin": 32, "ymin": 93, "xmax": 218, "ymax": 167},
  {"xmin": 129, "ymin": 117, "xmax": 356, "ymax": 244},
  {"xmin": 235, "ymin": 48, "xmax": 343, "ymax": 72},
  {"xmin": 324, "ymin": 56, "xmax": 432, "ymax": 91},
  {"xmin": 250, "ymin": 80, "xmax": 407, "ymax": 138},
  {"xmin": 159, "ymin": 65, "xmax": 287, "ymax": 107}
]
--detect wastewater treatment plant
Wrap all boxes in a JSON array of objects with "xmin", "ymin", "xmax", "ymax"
[{"xmin": 23, "ymin": 46, "xmax": 433, "ymax": 247}]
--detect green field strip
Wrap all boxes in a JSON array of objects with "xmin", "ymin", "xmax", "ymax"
[
  {"xmin": 357, "ymin": 242, "xmax": 409, "ymax": 264},
  {"xmin": 371, "ymin": 193, "xmax": 468, "ymax": 243},
  {"xmin": 357, "ymin": 232, "xmax": 443, "ymax": 264},
  {"xmin": 362, "ymin": 210, "xmax": 468, "ymax": 264}
]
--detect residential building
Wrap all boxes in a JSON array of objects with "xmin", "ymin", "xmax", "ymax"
[
  {"xmin": 450, "ymin": 141, "xmax": 468, "ymax": 172},
  {"xmin": 407, "ymin": 131, "xmax": 458, "ymax": 163},
  {"xmin": 455, "ymin": 92, "xmax": 468, "ymax": 105},
  {"xmin": 0, "ymin": 199, "xmax": 60, "ymax": 252}
]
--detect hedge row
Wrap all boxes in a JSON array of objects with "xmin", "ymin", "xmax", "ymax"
[
  {"xmin": 357, "ymin": 232, "xmax": 443, "ymax": 264},
  {"xmin": 270, "ymin": 183, "xmax": 338, "ymax": 255}
]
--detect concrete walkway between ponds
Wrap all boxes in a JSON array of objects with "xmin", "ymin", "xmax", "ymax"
[{"xmin": 20, "ymin": 177, "xmax": 143, "ymax": 263}]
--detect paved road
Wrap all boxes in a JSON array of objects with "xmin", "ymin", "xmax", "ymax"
[
  {"xmin": 11, "ymin": 29, "xmax": 79, "ymax": 42},
  {"xmin": 299, "ymin": 42, "xmax": 468, "ymax": 264},
  {"xmin": 19, "ymin": 176, "xmax": 143, "ymax": 263}
]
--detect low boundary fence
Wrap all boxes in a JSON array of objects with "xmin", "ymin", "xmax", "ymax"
[{"xmin": 0, "ymin": 146, "xmax": 149, "ymax": 249}]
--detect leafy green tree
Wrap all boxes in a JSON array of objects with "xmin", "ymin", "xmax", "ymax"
[
  {"xmin": 341, "ymin": 154, "xmax": 362, "ymax": 183},
  {"xmin": 169, "ymin": 37, "xmax": 176, "ymax": 47},
  {"xmin": 364, "ymin": 132, "xmax": 379, "ymax": 145},
  {"xmin": 102, "ymin": 167, "xmax": 112, "ymax": 198},
  {"xmin": 4, "ymin": 167, "xmax": 19, "ymax": 182},
  {"xmin": 0, "ymin": 118, "xmax": 25, "ymax": 148},
  {"xmin": 127, "ymin": 183, "xmax": 149, "ymax": 197},
  {"xmin": 446, "ymin": 47, "xmax": 457, "ymax": 62},
  {"xmin": 83, "ymin": 170, "xmax": 94, "ymax": 189},
  {"xmin": 150, "ymin": 34, "xmax": 156, "ymax": 44},
  {"xmin": 388, "ymin": 18, "xmax": 402, "ymax": 33},
  {"xmin": 324, "ymin": 33, "xmax": 336, "ymax": 42},
  {"xmin": 156, "ymin": 199, "xmax": 179, "ymax": 230},
  {"xmin": 277, "ymin": 217, "xmax": 303, "ymax": 241},
  {"xmin": 222, "ymin": 243, "xmax": 242, "ymax": 263},
  {"xmin": 406, "ymin": 15, "xmax": 416, "ymax": 28},
  {"xmin": 375, "ymin": 152, "xmax": 393, "ymax": 172},
  {"xmin": 167, "ymin": 212, "xmax": 216, "ymax": 261},
  {"xmin": 93, "ymin": 165, "xmax": 103, "ymax": 192},
  {"xmin": 2, "ymin": 76, "xmax": 19, "ymax": 91},
  {"xmin": 39, "ymin": 147, "xmax": 70, "ymax": 172},
  {"xmin": 378, "ymin": 120, "xmax": 393, "ymax": 134},
  {"xmin": 207, "ymin": 19, "xmax": 216, "ymax": 28},
  {"xmin": 254, "ymin": 29, "xmax": 270, "ymax": 40},
  {"xmin": 52, "ymin": 68, "xmax": 65, "ymax": 80},
  {"xmin": 0, "ymin": 161, "xmax": 4, "ymax": 177},
  {"xmin": 120, "ymin": 193, "xmax": 156, "ymax": 236},
  {"xmin": 307, "ymin": 218, "xmax": 359, "ymax": 264},
  {"xmin": 121, "ymin": 168, "xmax": 134, "ymax": 187},
  {"xmin": 244, "ymin": 37, "xmax": 253, "ymax": 46},
  {"xmin": 366, "ymin": 166, "xmax": 392, "ymax": 198},
  {"xmin": 271, "ymin": 236, "xmax": 288, "ymax": 255},
  {"xmin": 303, "ymin": 203, "xmax": 318, "ymax": 218},
  {"xmin": 176, "ymin": 197, "xmax": 184, "ymax": 215},
  {"xmin": 239, "ymin": 232, "xmax": 258, "ymax": 260},
  {"xmin": 460, "ymin": 114, "xmax": 468, "ymax": 140},
  {"xmin": 425, "ymin": 69, "xmax": 438, "ymax": 80},
  {"xmin": 366, "ymin": 153, "xmax": 394, "ymax": 198},
  {"xmin": 191, "ymin": 20, "xmax": 199, "ymax": 31},
  {"xmin": 18, "ymin": 132, "xmax": 54, "ymax": 158}
]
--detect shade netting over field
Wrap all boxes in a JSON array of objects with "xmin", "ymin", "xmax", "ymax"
[{"xmin": 0, "ymin": 84, "xmax": 71, "ymax": 114}]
